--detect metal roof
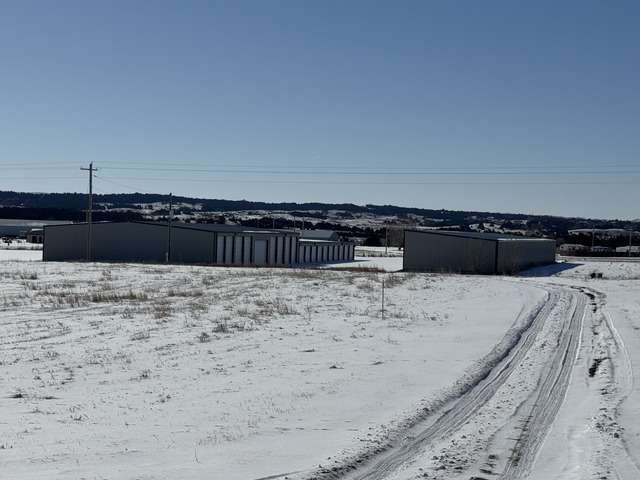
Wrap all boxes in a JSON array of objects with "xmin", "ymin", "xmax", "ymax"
[
  {"xmin": 299, "ymin": 238, "xmax": 341, "ymax": 244},
  {"xmin": 405, "ymin": 229, "xmax": 553, "ymax": 242},
  {"xmin": 0, "ymin": 219, "xmax": 71, "ymax": 227},
  {"xmin": 138, "ymin": 222, "xmax": 294, "ymax": 235},
  {"xmin": 44, "ymin": 221, "xmax": 298, "ymax": 236},
  {"xmin": 299, "ymin": 229, "xmax": 339, "ymax": 241}
]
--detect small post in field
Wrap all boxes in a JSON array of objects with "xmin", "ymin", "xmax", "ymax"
[{"xmin": 381, "ymin": 278, "xmax": 385, "ymax": 320}]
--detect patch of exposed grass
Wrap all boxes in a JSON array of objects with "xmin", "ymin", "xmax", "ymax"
[
  {"xmin": 152, "ymin": 300, "xmax": 172, "ymax": 319},
  {"xmin": 167, "ymin": 288, "xmax": 204, "ymax": 298},
  {"xmin": 130, "ymin": 329, "xmax": 151, "ymax": 341}
]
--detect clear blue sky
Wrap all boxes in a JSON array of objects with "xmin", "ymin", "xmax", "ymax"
[{"xmin": 1, "ymin": 1, "xmax": 638, "ymax": 219}]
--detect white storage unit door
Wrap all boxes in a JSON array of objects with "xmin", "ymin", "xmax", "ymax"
[
  {"xmin": 268, "ymin": 238, "xmax": 276, "ymax": 265},
  {"xmin": 254, "ymin": 239, "xmax": 267, "ymax": 266},
  {"xmin": 242, "ymin": 236, "xmax": 251, "ymax": 265},
  {"xmin": 224, "ymin": 236, "xmax": 233, "ymax": 264},
  {"xmin": 282, "ymin": 237, "xmax": 291, "ymax": 265},
  {"xmin": 275, "ymin": 237, "xmax": 284, "ymax": 265},
  {"xmin": 233, "ymin": 236, "xmax": 243, "ymax": 265},
  {"xmin": 292, "ymin": 237, "xmax": 298, "ymax": 264},
  {"xmin": 215, "ymin": 235, "xmax": 225, "ymax": 264}
]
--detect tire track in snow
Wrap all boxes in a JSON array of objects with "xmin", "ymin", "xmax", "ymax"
[
  {"xmin": 574, "ymin": 286, "xmax": 640, "ymax": 479},
  {"xmin": 601, "ymin": 310, "xmax": 640, "ymax": 476},
  {"xmin": 295, "ymin": 286, "xmax": 590, "ymax": 480},
  {"xmin": 296, "ymin": 288, "xmax": 569, "ymax": 480},
  {"xmin": 498, "ymin": 291, "xmax": 586, "ymax": 479}
]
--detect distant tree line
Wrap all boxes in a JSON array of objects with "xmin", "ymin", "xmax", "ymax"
[
  {"xmin": 1, "ymin": 190, "xmax": 638, "ymax": 239},
  {"xmin": 0, "ymin": 207, "xmax": 143, "ymax": 222}
]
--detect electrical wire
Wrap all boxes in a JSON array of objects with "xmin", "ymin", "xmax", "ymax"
[
  {"xmin": 92, "ymin": 175, "xmax": 639, "ymax": 186},
  {"xmin": 0, "ymin": 165, "xmax": 80, "ymax": 170},
  {"xmin": 0, "ymin": 176, "xmax": 82, "ymax": 180},
  {"xmin": 94, "ymin": 175, "xmax": 153, "ymax": 194},
  {"xmin": 94, "ymin": 160, "xmax": 640, "ymax": 171},
  {"xmin": 98, "ymin": 166, "xmax": 640, "ymax": 175}
]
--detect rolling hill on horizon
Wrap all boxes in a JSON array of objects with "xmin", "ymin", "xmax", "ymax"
[{"xmin": 0, "ymin": 190, "xmax": 638, "ymax": 242}]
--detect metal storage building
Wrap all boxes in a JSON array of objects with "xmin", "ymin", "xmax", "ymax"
[
  {"xmin": 43, "ymin": 222, "xmax": 354, "ymax": 266},
  {"xmin": 403, "ymin": 230, "xmax": 556, "ymax": 274},
  {"xmin": 298, "ymin": 239, "xmax": 355, "ymax": 265},
  {"xmin": 0, "ymin": 219, "xmax": 70, "ymax": 238}
]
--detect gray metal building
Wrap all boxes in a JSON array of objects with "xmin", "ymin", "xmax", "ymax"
[
  {"xmin": 298, "ymin": 239, "xmax": 355, "ymax": 264},
  {"xmin": 43, "ymin": 222, "xmax": 354, "ymax": 266},
  {"xmin": 0, "ymin": 219, "xmax": 70, "ymax": 238},
  {"xmin": 403, "ymin": 230, "xmax": 556, "ymax": 274}
]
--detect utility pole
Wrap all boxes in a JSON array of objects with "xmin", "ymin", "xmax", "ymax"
[
  {"xmin": 80, "ymin": 163, "xmax": 97, "ymax": 261},
  {"xmin": 591, "ymin": 228, "xmax": 596, "ymax": 252},
  {"xmin": 629, "ymin": 229, "xmax": 633, "ymax": 258},
  {"xmin": 166, "ymin": 193, "xmax": 173, "ymax": 263},
  {"xmin": 385, "ymin": 226, "xmax": 389, "ymax": 256}
]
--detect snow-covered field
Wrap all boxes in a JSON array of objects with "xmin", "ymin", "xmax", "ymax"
[
  {"xmin": 1, "ymin": 253, "xmax": 639, "ymax": 479},
  {"xmin": 355, "ymin": 246, "xmax": 404, "ymax": 258},
  {"xmin": 1, "ymin": 252, "xmax": 542, "ymax": 479},
  {"xmin": 324, "ymin": 256, "xmax": 403, "ymax": 272},
  {"xmin": 0, "ymin": 248, "xmax": 42, "ymax": 262},
  {"xmin": 0, "ymin": 239, "xmax": 43, "ymax": 251}
]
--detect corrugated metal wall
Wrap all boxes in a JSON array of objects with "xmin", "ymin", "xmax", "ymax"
[
  {"xmin": 43, "ymin": 223, "xmax": 88, "ymax": 261},
  {"xmin": 496, "ymin": 239, "xmax": 556, "ymax": 274},
  {"xmin": 44, "ymin": 223, "xmax": 168, "ymax": 262},
  {"xmin": 171, "ymin": 227, "xmax": 214, "ymax": 264},
  {"xmin": 403, "ymin": 230, "xmax": 498, "ymax": 274}
]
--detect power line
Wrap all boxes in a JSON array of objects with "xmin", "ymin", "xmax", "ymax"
[
  {"xmin": 94, "ymin": 175, "xmax": 153, "ymax": 194},
  {"xmin": 93, "ymin": 160, "xmax": 640, "ymax": 171},
  {"xmin": 0, "ymin": 165, "xmax": 80, "ymax": 170},
  {"xmin": 2, "ymin": 160, "xmax": 638, "ymax": 174},
  {"xmin": 0, "ymin": 176, "xmax": 82, "ymax": 180},
  {"xmin": 89, "ymin": 175, "xmax": 640, "ymax": 186},
  {"xmin": 99, "ymin": 166, "xmax": 640, "ymax": 175}
]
